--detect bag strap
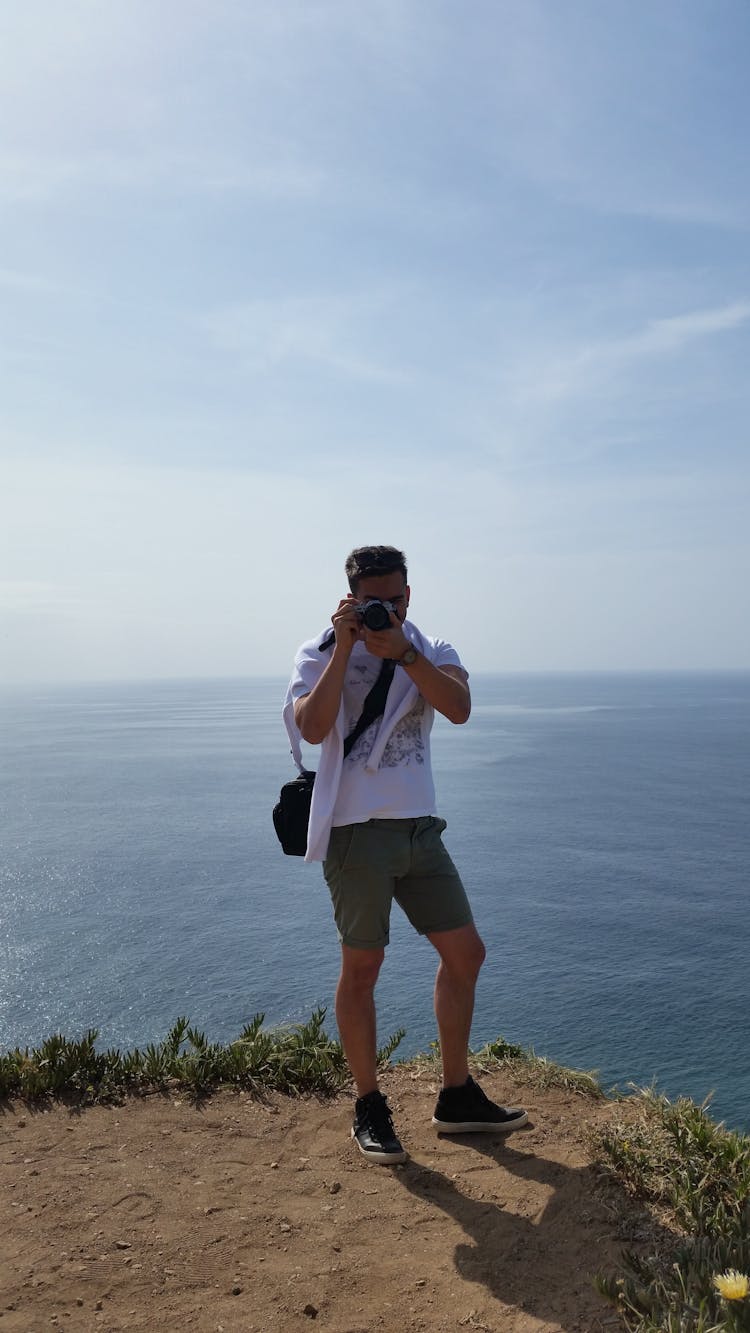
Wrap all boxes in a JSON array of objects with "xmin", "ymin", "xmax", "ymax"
[
  {"xmin": 343, "ymin": 658, "xmax": 395, "ymax": 758},
  {"xmin": 284, "ymin": 656, "xmax": 396, "ymax": 773}
]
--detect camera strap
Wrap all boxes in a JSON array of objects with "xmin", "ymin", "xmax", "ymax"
[{"xmin": 343, "ymin": 658, "xmax": 396, "ymax": 758}]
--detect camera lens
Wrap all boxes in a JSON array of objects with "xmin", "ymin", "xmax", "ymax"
[{"xmin": 361, "ymin": 601, "xmax": 391, "ymax": 631}]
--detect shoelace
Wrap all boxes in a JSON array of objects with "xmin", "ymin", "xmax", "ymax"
[{"xmin": 361, "ymin": 1098, "xmax": 396, "ymax": 1139}]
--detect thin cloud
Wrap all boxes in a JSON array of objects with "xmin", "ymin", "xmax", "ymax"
[
  {"xmin": 512, "ymin": 302, "xmax": 750, "ymax": 408},
  {"xmin": 0, "ymin": 581, "xmax": 74, "ymax": 615},
  {"xmin": 0, "ymin": 151, "xmax": 325, "ymax": 203},
  {"xmin": 201, "ymin": 296, "xmax": 412, "ymax": 385}
]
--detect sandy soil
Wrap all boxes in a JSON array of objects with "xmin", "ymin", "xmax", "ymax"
[{"xmin": 0, "ymin": 1066, "xmax": 650, "ymax": 1332}]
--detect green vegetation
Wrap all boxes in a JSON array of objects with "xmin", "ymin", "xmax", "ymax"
[
  {"xmin": 0, "ymin": 1008, "xmax": 404, "ymax": 1103},
  {"xmin": 594, "ymin": 1090, "xmax": 750, "ymax": 1331},
  {"xmin": 404, "ymin": 1033, "xmax": 603, "ymax": 1096},
  {"xmin": 474, "ymin": 1033, "xmax": 605, "ymax": 1097}
]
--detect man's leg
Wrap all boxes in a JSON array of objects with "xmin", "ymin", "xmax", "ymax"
[
  {"xmin": 427, "ymin": 922, "xmax": 528, "ymax": 1133},
  {"xmin": 427, "ymin": 923, "xmax": 486, "ymax": 1087},
  {"xmin": 335, "ymin": 942, "xmax": 408, "ymax": 1164},
  {"xmin": 335, "ymin": 943, "xmax": 385, "ymax": 1097}
]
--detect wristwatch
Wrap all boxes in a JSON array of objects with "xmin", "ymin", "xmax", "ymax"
[{"xmin": 399, "ymin": 645, "xmax": 418, "ymax": 667}]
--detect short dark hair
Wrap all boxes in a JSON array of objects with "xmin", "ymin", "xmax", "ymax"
[{"xmin": 345, "ymin": 545, "xmax": 408, "ymax": 593}]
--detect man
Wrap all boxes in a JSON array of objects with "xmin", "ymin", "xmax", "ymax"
[{"xmin": 286, "ymin": 545, "xmax": 527, "ymax": 1164}]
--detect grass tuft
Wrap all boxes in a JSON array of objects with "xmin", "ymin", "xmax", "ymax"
[
  {"xmin": 0, "ymin": 1008, "xmax": 405, "ymax": 1104},
  {"xmin": 594, "ymin": 1089, "xmax": 750, "ymax": 1330},
  {"xmin": 473, "ymin": 1034, "xmax": 605, "ymax": 1097}
]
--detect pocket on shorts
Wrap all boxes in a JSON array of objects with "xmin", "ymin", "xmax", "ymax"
[{"xmin": 323, "ymin": 824, "xmax": 359, "ymax": 880}]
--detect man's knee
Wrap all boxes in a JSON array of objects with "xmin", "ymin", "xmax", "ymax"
[
  {"xmin": 339, "ymin": 945, "xmax": 385, "ymax": 993},
  {"xmin": 459, "ymin": 931, "xmax": 486, "ymax": 981},
  {"xmin": 431, "ymin": 924, "xmax": 486, "ymax": 981}
]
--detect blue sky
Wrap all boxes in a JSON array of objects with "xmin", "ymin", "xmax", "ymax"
[{"xmin": 2, "ymin": 0, "xmax": 749, "ymax": 680}]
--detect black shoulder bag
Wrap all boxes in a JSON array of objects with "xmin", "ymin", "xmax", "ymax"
[{"xmin": 273, "ymin": 657, "xmax": 395, "ymax": 856}]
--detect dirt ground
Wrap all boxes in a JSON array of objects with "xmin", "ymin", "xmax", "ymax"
[{"xmin": 1, "ymin": 1065, "xmax": 650, "ymax": 1333}]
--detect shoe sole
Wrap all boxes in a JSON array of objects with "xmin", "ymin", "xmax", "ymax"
[
  {"xmin": 431, "ymin": 1110, "xmax": 529, "ymax": 1133},
  {"xmin": 351, "ymin": 1128, "xmax": 408, "ymax": 1165}
]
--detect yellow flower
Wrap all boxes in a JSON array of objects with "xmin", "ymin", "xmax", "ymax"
[{"xmin": 713, "ymin": 1270, "xmax": 750, "ymax": 1301}]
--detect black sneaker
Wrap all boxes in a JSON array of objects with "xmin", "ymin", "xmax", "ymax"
[
  {"xmin": 432, "ymin": 1075, "xmax": 528, "ymax": 1133},
  {"xmin": 352, "ymin": 1090, "xmax": 408, "ymax": 1165}
]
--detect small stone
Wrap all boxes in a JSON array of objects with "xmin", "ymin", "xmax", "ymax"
[
  {"xmin": 303, "ymin": 1305, "xmax": 318, "ymax": 1319},
  {"xmin": 115, "ymin": 1241, "xmax": 131, "ymax": 1250},
  {"xmin": 329, "ymin": 1182, "xmax": 341, "ymax": 1195},
  {"xmin": 279, "ymin": 1222, "xmax": 291, "ymax": 1233},
  {"xmin": 76, "ymin": 1301, "xmax": 84, "ymax": 1308},
  {"xmin": 232, "ymin": 1285, "xmax": 242, "ymax": 1296},
  {"xmin": 270, "ymin": 1161, "xmax": 279, "ymax": 1170},
  {"xmin": 18, "ymin": 1119, "xmax": 26, "ymax": 1128},
  {"xmin": 415, "ymin": 1279, "xmax": 426, "ymax": 1287}
]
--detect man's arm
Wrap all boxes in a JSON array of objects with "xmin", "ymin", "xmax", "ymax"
[
  {"xmin": 399, "ymin": 658, "xmax": 471, "ymax": 725},
  {"xmin": 293, "ymin": 598, "xmax": 359, "ymax": 744},
  {"xmin": 293, "ymin": 649, "xmax": 348, "ymax": 744},
  {"xmin": 363, "ymin": 618, "xmax": 471, "ymax": 725}
]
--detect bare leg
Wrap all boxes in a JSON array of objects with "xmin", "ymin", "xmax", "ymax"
[
  {"xmin": 427, "ymin": 924, "xmax": 486, "ymax": 1088},
  {"xmin": 334, "ymin": 944, "xmax": 385, "ymax": 1098}
]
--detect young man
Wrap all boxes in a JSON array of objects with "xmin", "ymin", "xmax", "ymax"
[{"xmin": 286, "ymin": 546, "xmax": 527, "ymax": 1164}]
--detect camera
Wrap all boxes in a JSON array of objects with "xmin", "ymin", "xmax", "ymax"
[{"xmin": 357, "ymin": 598, "xmax": 395, "ymax": 631}]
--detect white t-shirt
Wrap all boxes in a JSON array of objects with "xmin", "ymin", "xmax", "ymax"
[
  {"xmin": 284, "ymin": 620, "xmax": 465, "ymax": 858},
  {"xmin": 332, "ymin": 643, "xmax": 444, "ymax": 824}
]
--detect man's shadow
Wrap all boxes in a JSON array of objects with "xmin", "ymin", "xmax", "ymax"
[{"xmin": 395, "ymin": 1128, "xmax": 674, "ymax": 1330}]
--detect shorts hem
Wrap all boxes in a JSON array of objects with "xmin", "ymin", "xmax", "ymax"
[
  {"xmin": 416, "ymin": 913, "xmax": 474, "ymax": 937},
  {"xmin": 339, "ymin": 934, "xmax": 390, "ymax": 950}
]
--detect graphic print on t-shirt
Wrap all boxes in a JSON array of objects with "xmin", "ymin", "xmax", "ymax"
[
  {"xmin": 346, "ymin": 696, "xmax": 427, "ymax": 769},
  {"xmin": 344, "ymin": 654, "xmax": 426, "ymax": 770}
]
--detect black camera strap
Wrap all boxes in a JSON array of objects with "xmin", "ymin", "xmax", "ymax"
[{"xmin": 343, "ymin": 658, "xmax": 396, "ymax": 758}]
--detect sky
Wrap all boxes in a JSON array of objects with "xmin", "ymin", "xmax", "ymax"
[{"xmin": 1, "ymin": 0, "xmax": 749, "ymax": 682}]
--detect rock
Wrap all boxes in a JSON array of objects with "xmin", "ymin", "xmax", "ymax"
[
  {"xmin": 329, "ymin": 1182, "xmax": 341, "ymax": 1195},
  {"xmin": 303, "ymin": 1304, "xmax": 318, "ymax": 1319},
  {"xmin": 232, "ymin": 1285, "xmax": 242, "ymax": 1296}
]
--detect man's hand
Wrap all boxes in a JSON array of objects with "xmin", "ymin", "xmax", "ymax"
[
  {"xmin": 362, "ymin": 610, "xmax": 409, "ymax": 661},
  {"xmin": 330, "ymin": 595, "xmax": 362, "ymax": 658}
]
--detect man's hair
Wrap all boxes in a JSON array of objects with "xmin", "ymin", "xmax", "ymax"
[{"xmin": 345, "ymin": 545, "xmax": 408, "ymax": 594}]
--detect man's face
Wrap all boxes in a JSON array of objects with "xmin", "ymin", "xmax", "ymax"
[{"xmin": 353, "ymin": 572, "xmax": 410, "ymax": 624}]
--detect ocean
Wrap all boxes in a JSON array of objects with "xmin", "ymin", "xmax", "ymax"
[{"xmin": 1, "ymin": 673, "xmax": 748, "ymax": 1132}]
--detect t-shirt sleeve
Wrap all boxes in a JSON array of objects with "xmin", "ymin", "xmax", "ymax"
[
  {"xmin": 290, "ymin": 645, "xmax": 327, "ymax": 701},
  {"xmin": 430, "ymin": 637, "xmax": 468, "ymax": 676}
]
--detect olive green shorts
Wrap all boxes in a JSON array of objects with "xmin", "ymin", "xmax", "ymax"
[{"xmin": 322, "ymin": 816, "xmax": 473, "ymax": 950}]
